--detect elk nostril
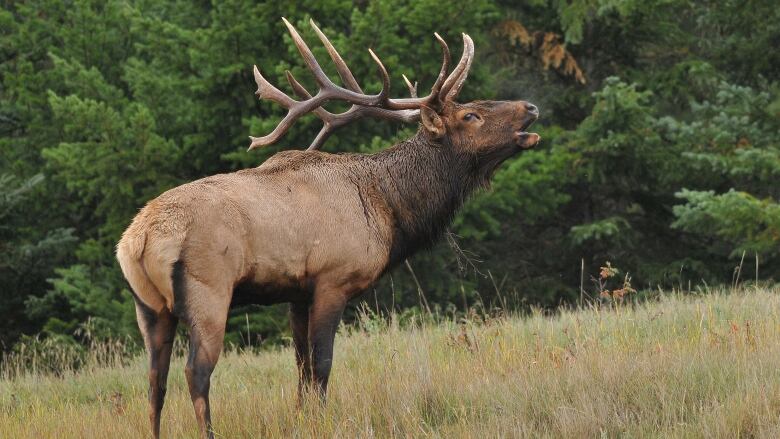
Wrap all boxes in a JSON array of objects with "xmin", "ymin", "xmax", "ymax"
[{"xmin": 525, "ymin": 103, "xmax": 538, "ymax": 114}]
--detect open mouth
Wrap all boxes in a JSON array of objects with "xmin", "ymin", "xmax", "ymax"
[{"xmin": 514, "ymin": 117, "xmax": 540, "ymax": 149}]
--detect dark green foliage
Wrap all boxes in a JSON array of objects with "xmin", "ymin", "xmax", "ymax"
[
  {"xmin": 0, "ymin": 174, "xmax": 77, "ymax": 347},
  {"xmin": 1, "ymin": 0, "xmax": 778, "ymax": 351}
]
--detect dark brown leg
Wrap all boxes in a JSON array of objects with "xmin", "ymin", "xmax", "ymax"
[
  {"xmin": 135, "ymin": 301, "xmax": 178, "ymax": 439},
  {"xmin": 184, "ymin": 321, "xmax": 225, "ymax": 439},
  {"xmin": 177, "ymin": 275, "xmax": 229, "ymax": 439},
  {"xmin": 307, "ymin": 292, "xmax": 347, "ymax": 401},
  {"xmin": 289, "ymin": 301, "xmax": 311, "ymax": 406}
]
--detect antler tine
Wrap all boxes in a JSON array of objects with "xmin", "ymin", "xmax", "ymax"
[
  {"xmin": 368, "ymin": 48, "xmax": 391, "ymax": 105},
  {"xmin": 402, "ymin": 74, "xmax": 418, "ymax": 98},
  {"xmin": 309, "ymin": 19, "xmax": 363, "ymax": 93},
  {"xmin": 249, "ymin": 65, "xmax": 310, "ymax": 149},
  {"xmin": 444, "ymin": 34, "xmax": 474, "ymax": 101},
  {"xmin": 382, "ymin": 33, "xmax": 450, "ymax": 110},
  {"xmin": 428, "ymin": 33, "xmax": 451, "ymax": 101},
  {"xmin": 282, "ymin": 18, "xmax": 332, "ymax": 90},
  {"xmin": 253, "ymin": 65, "xmax": 295, "ymax": 108},
  {"xmin": 284, "ymin": 70, "xmax": 310, "ymax": 98},
  {"xmin": 439, "ymin": 33, "xmax": 474, "ymax": 101},
  {"xmin": 283, "ymin": 17, "xmax": 385, "ymax": 105},
  {"xmin": 308, "ymin": 125, "xmax": 336, "ymax": 151}
]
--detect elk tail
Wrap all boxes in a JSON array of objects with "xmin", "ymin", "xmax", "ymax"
[{"xmin": 116, "ymin": 222, "xmax": 169, "ymax": 313}]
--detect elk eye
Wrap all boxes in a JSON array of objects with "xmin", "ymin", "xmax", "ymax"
[{"xmin": 463, "ymin": 112, "xmax": 479, "ymax": 121}]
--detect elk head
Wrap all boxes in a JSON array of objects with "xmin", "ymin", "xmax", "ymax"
[
  {"xmin": 419, "ymin": 100, "xmax": 540, "ymax": 179},
  {"xmin": 248, "ymin": 18, "xmax": 540, "ymax": 161}
]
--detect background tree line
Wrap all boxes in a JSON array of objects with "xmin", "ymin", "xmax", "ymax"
[{"xmin": 2, "ymin": 0, "xmax": 778, "ymax": 351}]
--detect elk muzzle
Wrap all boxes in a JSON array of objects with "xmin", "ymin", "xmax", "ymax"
[{"xmin": 513, "ymin": 101, "xmax": 540, "ymax": 149}]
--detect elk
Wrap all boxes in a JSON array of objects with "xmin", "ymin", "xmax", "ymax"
[{"xmin": 116, "ymin": 18, "xmax": 539, "ymax": 439}]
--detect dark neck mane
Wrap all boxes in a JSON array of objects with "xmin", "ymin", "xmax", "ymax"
[{"xmin": 365, "ymin": 131, "xmax": 481, "ymax": 264}]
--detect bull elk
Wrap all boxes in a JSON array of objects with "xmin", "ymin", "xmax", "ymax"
[{"xmin": 117, "ymin": 18, "xmax": 539, "ymax": 439}]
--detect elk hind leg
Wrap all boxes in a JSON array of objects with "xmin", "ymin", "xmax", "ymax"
[
  {"xmin": 178, "ymin": 277, "xmax": 229, "ymax": 439},
  {"xmin": 135, "ymin": 300, "xmax": 178, "ymax": 439}
]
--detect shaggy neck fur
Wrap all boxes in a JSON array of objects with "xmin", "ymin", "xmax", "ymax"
[{"xmin": 364, "ymin": 130, "xmax": 485, "ymax": 265}]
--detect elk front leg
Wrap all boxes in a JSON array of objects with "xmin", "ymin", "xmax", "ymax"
[
  {"xmin": 289, "ymin": 301, "xmax": 311, "ymax": 405},
  {"xmin": 307, "ymin": 290, "xmax": 347, "ymax": 401}
]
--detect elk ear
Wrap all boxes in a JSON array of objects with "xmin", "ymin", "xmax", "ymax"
[{"xmin": 420, "ymin": 105, "xmax": 445, "ymax": 138}]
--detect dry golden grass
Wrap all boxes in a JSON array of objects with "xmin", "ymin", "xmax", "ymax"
[{"xmin": 3, "ymin": 286, "xmax": 780, "ymax": 438}]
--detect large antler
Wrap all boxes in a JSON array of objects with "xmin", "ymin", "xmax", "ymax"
[{"xmin": 249, "ymin": 18, "xmax": 474, "ymax": 151}]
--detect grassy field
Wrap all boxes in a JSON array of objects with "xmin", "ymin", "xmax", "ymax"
[{"xmin": 3, "ymin": 286, "xmax": 780, "ymax": 438}]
